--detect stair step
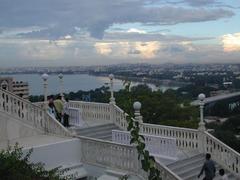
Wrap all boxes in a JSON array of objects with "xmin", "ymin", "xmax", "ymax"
[
  {"xmin": 74, "ymin": 123, "xmax": 117, "ymax": 133},
  {"xmin": 173, "ymin": 158, "xmax": 205, "ymax": 175},
  {"xmin": 77, "ymin": 126, "xmax": 119, "ymax": 136},
  {"xmin": 178, "ymin": 163, "xmax": 202, "ymax": 179},
  {"xmin": 167, "ymin": 154, "xmax": 204, "ymax": 169},
  {"xmin": 87, "ymin": 131, "xmax": 112, "ymax": 138},
  {"xmin": 98, "ymin": 135, "xmax": 113, "ymax": 141}
]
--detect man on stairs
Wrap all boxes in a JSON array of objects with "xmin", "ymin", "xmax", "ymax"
[{"xmin": 198, "ymin": 153, "xmax": 216, "ymax": 180}]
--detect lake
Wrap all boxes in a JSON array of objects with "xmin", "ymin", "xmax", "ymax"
[{"xmin": 0, "ymin": 74, "xmax": 179, "ymax": 95}]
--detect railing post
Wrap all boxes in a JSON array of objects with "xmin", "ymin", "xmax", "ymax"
[
  {"xmin": 198, "ymin": 93, "xmax": 206, "ymax": 153},
  {"xmin": 41, "ymin": 73, "xmax": 49, "ymax": 111},
  {"xmin": 133, "ymin": 101, "xmax": 143, "ymax": 123}
]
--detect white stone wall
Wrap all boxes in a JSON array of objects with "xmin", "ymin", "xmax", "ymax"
[{"xmin": 0, "ymin": 111, "xmax": 43, "ymax": 143}]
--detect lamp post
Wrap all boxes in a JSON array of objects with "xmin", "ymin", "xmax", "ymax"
[
  {"xmin": 198, "ymin": 93, "xmax": 206, "ymax": 131},
  {"xmin": 133, "ymin": 101, "xmax": 143, "ymax": 123},
  {"xmin": 41, "ymin": 73, "xmax": 49, "ymax": 111},
  {"xmin": 109, "ymin": 74, "xmax": 115, "ymax": 105},
  {"xmin": 58, "ymin": 73, "xmax": 64, "ymax": 100}
]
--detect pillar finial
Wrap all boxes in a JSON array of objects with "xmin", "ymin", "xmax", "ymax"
[{"xmin": 133, "ymin": 101, "xmax": 143, "ymax": 122}]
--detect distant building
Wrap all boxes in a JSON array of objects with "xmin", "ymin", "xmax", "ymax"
[{"xmin": 0, "ymin": 77, "xmax": 29, "ymax": 99}]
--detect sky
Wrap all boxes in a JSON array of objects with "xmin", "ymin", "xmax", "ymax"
[{"xmin": 0, "ymin": 0, "xmax": 240, "ymax": 67}]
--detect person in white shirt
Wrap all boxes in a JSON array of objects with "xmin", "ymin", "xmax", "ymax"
[{"xmin": 219, "ymin": 169, "xmax": 228, "ymax": 180}]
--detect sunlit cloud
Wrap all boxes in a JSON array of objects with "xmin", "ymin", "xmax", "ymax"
[
  {"xmin": 94, "ymin": 41, "xmax": 161, "ymax": 59},
  {"xmin": 222, "ymin": 33, "xmax": 240, "ymax": 52},
  {"xmin": 94, "ymin": 42, "xmax": 113, "ymax": 55},
  {"xmin": 127, "ymin": 28, "xmax": 146, "ymax": 34}
]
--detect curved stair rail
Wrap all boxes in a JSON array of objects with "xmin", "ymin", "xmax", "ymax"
[
  {"xmin": 78, "ymin": 135, "xmax": 182, "ymax": 180},
  {"xmin": 204, "ymin": 132, "xmax": 240, "ymax": 177},
  {"xmin": 0, "ymin": 88, "xmax": 71, "ymax": 137}
]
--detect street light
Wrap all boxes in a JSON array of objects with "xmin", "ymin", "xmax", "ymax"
[
  {"xmin": 198, "ymin": 93, "xmax": 206, "ymax": 131},
  {"xmin": 58, "ymin": 73, "xmax": 64, "ymax": 100},
  {"xmin": 109, "ymin": 74, "xmax": 115, "ymax": 104},
  {"xmin": 41, "ymin": 73, "xmax": 49, "ymax": 111}
]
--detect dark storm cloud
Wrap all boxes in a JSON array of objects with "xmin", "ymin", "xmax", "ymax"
[{"xmin": 0, "ymin": 0, "xmax": 234, "ymax": 39}]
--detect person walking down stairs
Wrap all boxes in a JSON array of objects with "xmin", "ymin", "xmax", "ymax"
[{"xmin": 198, "ymin": 153, "xmax": 216, "ymax": 180}]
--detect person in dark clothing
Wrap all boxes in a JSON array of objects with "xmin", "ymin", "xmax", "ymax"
[
  {"xmin": 63, "ymin": 98, "xmax": 70, "ymax": 127},
  {"xmin": 198, "ymin": 153, "xmax": 216, "ymax": 180}
]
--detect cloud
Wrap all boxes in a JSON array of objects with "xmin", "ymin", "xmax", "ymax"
[
  {"xmin": 222, "ymin": 33, "xmax": 240, "ymax": 52},
  {"xmin": 94, "ymin": 41, "xmax": 161, "ymax": 58},
  {"xmin": 184, "ymin": 0, "xmax": 216, "ymax": 6},
  {"xmin": 127, "ymin": 28, "xmax": 146, "ymax": 34},
  {"xmin": 0, "ymin": 0, "xmax": 234, "ymax": 39}
]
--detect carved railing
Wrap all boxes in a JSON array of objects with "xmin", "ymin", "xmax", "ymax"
[
  {"xmin": 0, "ymin": 88, "xmax": 71, "ymax": 137},
  {"xmin": 78, "ymin": 136, "xmax": 181, "ymax": 180},
  {"xmin": 68, "ymin": 107, "xmax": 83, "ymax": 127},
  {"xmin": 112, "ymin": 104, "xmax": 128, "ymax": 130},
  {"xmin": 110, "ymin": 105, "xmax": 199, "ymax": 152},
  {"xmin": 155, "ymin": 160, "xmax": 182, "ymax": 180},
  {"xmin": 112, "ymin": 130, "xmax": 177, "ymax": 160},
  {"xmin": 204, "ymin": 132, "xmax": 240, "ymax": 177},
  {"xmin": 69, "ymin": 101, "xmax": 111, "ymax": 122},
  {"xmin": 139, "ymin": 123, "xmax": 199, "ymax": 152}
]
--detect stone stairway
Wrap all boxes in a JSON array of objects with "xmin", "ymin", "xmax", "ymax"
[
  {"xmin": 167, "ymin": 154, "xmax": 235, "ymax": 180},
  {"xmin": 73, "ymin": 123, "xmax": 120, "ymax": 141}
]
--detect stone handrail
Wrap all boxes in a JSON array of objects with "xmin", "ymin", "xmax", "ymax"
[
  {"xmin": 69, "ymin": 101, "xmax": 111, "ymax": 122},
  {"xmin": 113, "ymin": 104, "xmax": 129, "ymax": 130},
  {"xmin": 155, "ymin": 159, "xmax": 182, "ymax": 180},
  {"xmin": 111, "ymin": 105, "xmax": 199, "ymax": 152},
  {"xmin": 112, "ymin": 130, "xmax": 177, "ymax": 160},
  {"xmin": 78, "ymin": 135, "xmax": 182, "ymax": 179},
  {"xmin": 204, "ymin": 132, "xmax": 240, "ymax": 177},
  {"xmin": 0, "ymin": 88, "xmax": 71, "ymax": 137},
  {"xmin": 139, "ymin": 123, "xmax": 199, "ymax": 151},
  {"xmin": 68, "ymin": 107, "xmax": 82, "ymax": 126}
]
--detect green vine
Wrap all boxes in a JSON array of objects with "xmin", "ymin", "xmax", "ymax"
[{"xmin": 126, "ymin": 116, "xmax": 162, "ymax": 180}]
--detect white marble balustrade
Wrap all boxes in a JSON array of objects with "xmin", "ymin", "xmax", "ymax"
[
  {"xmin": 68, "ymin": 107, "xmax": 83, "ymax": 127},
  {"xmin": 204, "ymin": 132, "xmax": 240, "ymax": 177},
  {"xmin": 0, "ymin": 88, "xmax": 71, "ymax": 138},
  {"xmin": 139, "ymin": 123, "xmax": 199, "ymax": 152},
  {"xmin": 112, "ymin": 130, "xmax": 177, "ymax": 160},
  {"xmin": 69, "ymin": 101, "xmax": 111, "ymax": 122},
  {"xmin": 79, "ymin": 136, "xmax": 181, "ymax": 179},
  {"xmin": 79, "ymin": 136, "xmax": 144, "ymax": 176},
  {"xmin": 113, "ymin": 105, "xmax": 128, "ymax": 130}
]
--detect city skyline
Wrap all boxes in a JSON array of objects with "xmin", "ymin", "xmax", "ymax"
[{"xmin": 0, "ymin": 0, "xmax": 240, "ymax": 67}]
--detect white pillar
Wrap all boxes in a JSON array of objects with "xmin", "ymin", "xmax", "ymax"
[
  {"xmin": 133, "ymin": 101, "xmax": 143, "ymax": 123},
  {"xmin": 109, "ymin": 74, "xmax": 115, "ymax": 105},
  {"xmin": 41, "ymin": 73, "xmax": 49, "ymax": 111},
  {"xmin": 198, "ymin": 93, "xmax": 206, "ymax": 131},
  {"xmin": 58, "ymin": 73, "xmax": 64, "ymax": 100}
]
